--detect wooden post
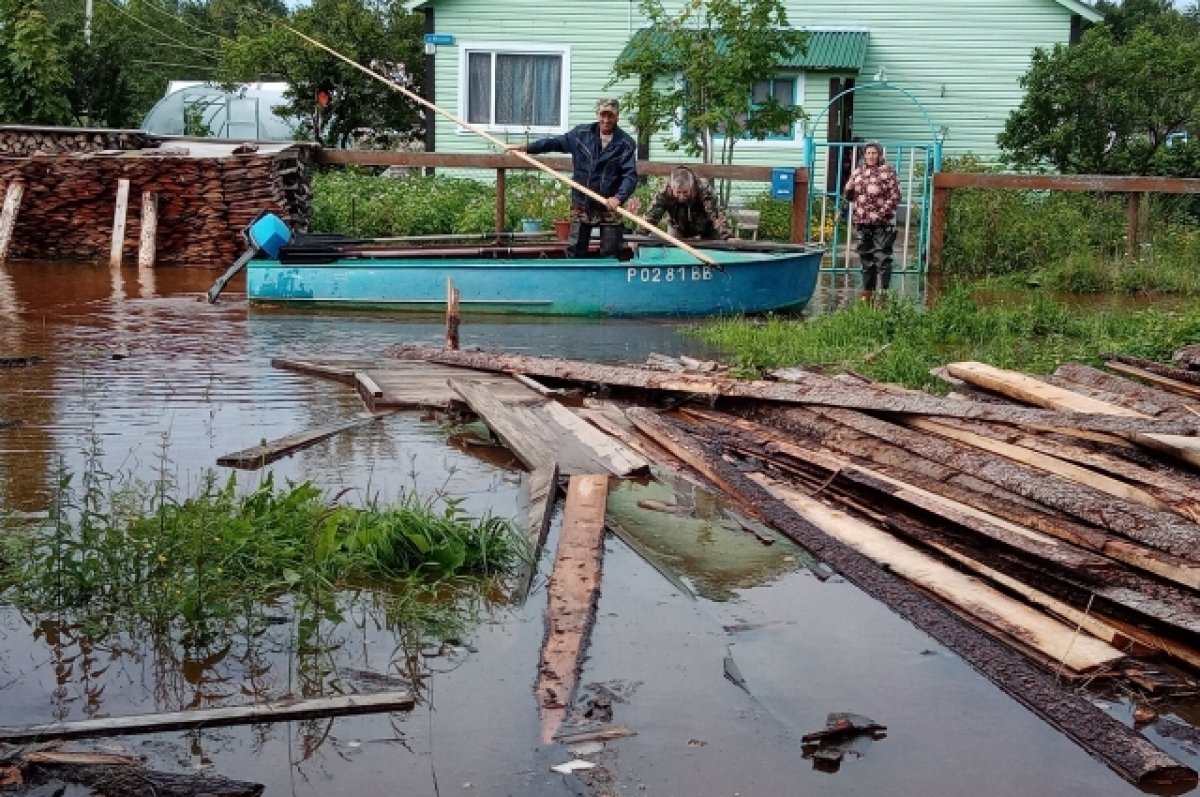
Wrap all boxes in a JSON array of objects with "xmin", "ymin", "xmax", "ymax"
[
  {"xmin": 927, "ymin": 184, "xmax": 949, "ymax": 304},
  {"xmin": 445, "ymin": 276, "xmax": 460, "ymax": 350},
  {"xmin": 791, "ymin": 167, "xmax": 808, "ymax": 243},
  {"xmin": 138, "ymin": 191, "xmax": 157, "ymax": 269},
  {"xmin": 1127, "ymin": 192, "xmax": 1141, "ymax": 257},
  {"xmin": 0, "ymin": 179, "xmax": 25, "ymax": 263},
  {"xmin": 110, "ymin": 179, "xmax": 131, "ymax": 268},
  {"xmin": 496, "ymin": 168, "xmax": 507, "ymax": 240}
]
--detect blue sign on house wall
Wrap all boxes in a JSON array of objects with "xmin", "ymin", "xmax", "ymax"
[
  {"xmin": 770, "ymin": 168, "xmax": 795, "ymax": 200},
  {"xmin": 423, "ymin": 33, "xmax": 455, "ymax": 45}
]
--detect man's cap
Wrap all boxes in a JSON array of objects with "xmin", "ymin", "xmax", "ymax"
[{"xmin": 595, "ymin": 97, "xmax": 620, "ymax": 114}]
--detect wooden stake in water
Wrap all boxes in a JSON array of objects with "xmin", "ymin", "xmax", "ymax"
[
  {"xmin": 110, "ymin": 179, "xmax": 130, "ymax": 268},
  {"xmin": 138, "ymin": 191, "xmax": 158, "ymax": 269},
  {"xmin": 445, "ymin": 277, "xmax": 460, "ymax": 350},
  {"xmin": 0, "ymin": 179, "xmax": 25, "ymax": 263}
]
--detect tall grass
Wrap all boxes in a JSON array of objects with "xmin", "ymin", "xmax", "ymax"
[
  {"xmin": 0, "ymin": 466, "xmax": 529, "ymax": 648},
  {"xmin": 692, "ymin": 285, "xmax": 1200, "ymax": 391}
]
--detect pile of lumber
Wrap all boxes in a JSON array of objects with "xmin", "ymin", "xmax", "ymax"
[
  {"xmin": 0, "ymin": 148, "xmax": 310, "ymax": 266},
  {"xmin": 378, "ymin": 342, "xmax": 1200, "ymax": 789}
]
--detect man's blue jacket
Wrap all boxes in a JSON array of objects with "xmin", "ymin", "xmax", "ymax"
[{"xmin": 527, "ymin": 122, "xmax": 638, "ymax": 213}]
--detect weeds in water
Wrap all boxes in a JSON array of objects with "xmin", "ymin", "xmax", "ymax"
[
  {"xmin": 0, "ymin": 467, "xmax": 529, "ymax": 651},
  {"xmin": 691, "ymin": 285, "xmax": 1200, "ymax": 390}
]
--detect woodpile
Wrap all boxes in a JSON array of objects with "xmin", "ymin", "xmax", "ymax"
[
  {"xmin": 0, "ymin": 126, "xmax": 155, "ymax": 156},
  {"xmin": 0, "ymin": 147, "xmax": 311, "ymax": 266},
  {"xmin": 370, "ymin": 342, "xmax": 1200, "ymax": 790}
]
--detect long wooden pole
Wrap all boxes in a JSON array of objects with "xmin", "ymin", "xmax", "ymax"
[{"xmin": 276, "ymin": 22, "xmax": 717, "ymax": 267}]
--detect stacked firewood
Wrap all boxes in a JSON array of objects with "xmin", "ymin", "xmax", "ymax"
[{"xmin": 0, "ymin": 147, "xmax": 311, "ymax": 266}]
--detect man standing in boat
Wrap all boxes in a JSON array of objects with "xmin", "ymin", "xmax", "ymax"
[{"xmin": 508, "ymin": 98, "xmax": 638, "ymax": 258}]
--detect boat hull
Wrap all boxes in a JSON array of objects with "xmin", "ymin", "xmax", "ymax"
[{"xmin": 246, "ymin": 245, "xmax": 822, "ymax": 317}]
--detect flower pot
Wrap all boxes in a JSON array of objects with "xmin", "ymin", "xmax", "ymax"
[
  {"xmin": 521, "ymin": 218, "xmax": 542, "ymax": 233},
  {"xmin": 553, "ymin": 218, "xmax": 571, "ymax": 241}
]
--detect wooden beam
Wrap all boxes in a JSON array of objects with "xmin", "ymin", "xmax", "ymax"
[
  {"xmin": 0, "ymin": 691, "xmax": 414, "ymax": 743},
  {"xmin": 934, "ymin": 172, "xmax": 1200, "ymax": 194},
  {"xmin": 387, "ymin": 346, "xmax": 1200, "ymax": 436},
  {"xmin": 216, "ymin": 413, "xmax": 390, "ymax": 469},
  {"xmin": 537, "ymin": 474, "xmax": 609, "ymax": 742},
  {"xmin": 753, "ymin": 474, "xmax": 1125, "ymax": 673}
]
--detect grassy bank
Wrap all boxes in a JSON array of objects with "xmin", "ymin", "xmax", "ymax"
[{"xmin": 692, "ymin": 286, "xmax": 1200, "ymax": 391}]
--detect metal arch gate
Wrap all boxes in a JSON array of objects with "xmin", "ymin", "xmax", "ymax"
[{"xmin": 803, "ymin": 82, "xmax": 943, "ymax": 295}]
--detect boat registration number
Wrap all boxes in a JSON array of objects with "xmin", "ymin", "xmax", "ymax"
[{"xmin": 627, "ymin": 266, "xmax": 713, "ymax": 283}]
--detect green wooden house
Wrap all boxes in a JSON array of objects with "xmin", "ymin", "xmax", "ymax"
[{"xmin": 403, "ymin": 0, "xmax": 1101, "ymax": 171}]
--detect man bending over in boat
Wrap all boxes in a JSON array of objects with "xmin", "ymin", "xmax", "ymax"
[
  {"xmin": 641, "ymin": 166, "xmax": 732, "ymax": 240},
  {"xmin": 507, "ymin": 98, "xmax": 638, "ymax": 258}
]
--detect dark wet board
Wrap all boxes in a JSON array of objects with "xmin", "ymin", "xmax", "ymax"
[
  {"xmin": 217, "ymin": 413, "xmax": 392, "ymax": 469},
  {"xmin": 0, "ymin": 692, "xmax": 415, "ymax": 742}
]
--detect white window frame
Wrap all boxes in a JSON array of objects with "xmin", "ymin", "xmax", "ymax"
[
  {"xmin": 457, "ymin": 42, "xmax": 572, "ymax": 135},
  {"xmin": 671, "ymin": 71, "xmax": 806, "ymax": 150}
]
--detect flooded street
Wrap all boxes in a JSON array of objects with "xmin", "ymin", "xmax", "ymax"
[{"xmin": 0, "ymin": 260, "xmax": 1188, "ymax": 796}]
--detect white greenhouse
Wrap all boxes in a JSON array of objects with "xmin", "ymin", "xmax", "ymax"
[{"xmin": 142, "ymin": 81, "xmax": 298, "ymax": 141}]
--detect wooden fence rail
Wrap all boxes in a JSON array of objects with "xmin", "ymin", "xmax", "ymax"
[
  {"xmin": 314, "ymin": 150, "xmax": 810, "ymax": 243},
  {"xmin": 929, "ymin": 172, "xmax": 1200, "ymax": 280}
]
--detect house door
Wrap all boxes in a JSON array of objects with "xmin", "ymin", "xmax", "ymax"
[{"xmin": 824, "ymin": 78, "xmax": 855, "ymax": 194}]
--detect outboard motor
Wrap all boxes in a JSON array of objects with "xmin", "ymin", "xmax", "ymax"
[{"xmin": 206, "ymin": 212, "xmax": 293, "ymax": 304}]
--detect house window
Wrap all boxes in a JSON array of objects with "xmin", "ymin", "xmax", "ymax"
[
  {"xmin": 714, "ymin": 75, "xmax": 803, "ymax": 143},
  {"xmin": 460, "ymin": 44, "xmax": 569, "ymax": 133}
]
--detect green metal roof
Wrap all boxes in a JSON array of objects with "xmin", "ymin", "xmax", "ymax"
[
  {"xmin": 785, "ymin": 30, "xmax": 869, "ymax": 70},
  {"xmin": 617, "ymin": 28, "xmax": 869, "ymax": 73}
]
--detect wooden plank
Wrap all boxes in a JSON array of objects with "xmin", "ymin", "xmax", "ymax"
[
  {"xmin": 902, "ymin": 416, "xmax": 1171, "ymax": 512},
  {"xmin": 542, "ymin": 401, "xmax": 650, "ymax": 477},
  {"xmin": 1104, "ymin": 360, "xmax": 1200, "ymax": 399},
  {"xmin": 270, "ymin": 356, "xmax": 372, "ymax": 383},
  {"xmin": 217, "ymin": 413, "xmax": 390, "ymax": 469},
  {"xmin": 537, "ymin": 474, "xmax": 609, "ymax": 743},
  {"xmin": 946, "ymin": 361, "xmax": 1200, "ymax": 468},
  {"xmin": 109, "ymin": 178, "xmax": 130, "ymax": 268},
  {"xmin": 0, "ymin": 691, "xmax": 414, "ymax": 743},
  {"xmin": 386, "ymin": 346, "xmax": 1200, "ymax": 436},
  {"xmin": 620, "ymin": 407, "xmax": 1195, "ymax": 789},
  {"xmin": 0, "ymin": 179, "xmax": 24, "ymax": 262},
  {"xmin": 782, "ymin": 404, "xmax": 1200, "ymax": 570},
  {"xmin": 449, "ymin": 378, "xmax": 555, "ymax": 472},
  {"xmin": 925, "ymin": 541, "xmax": 1154, "ymax": 656},
  {"xmin": 512, "ymin": 463, "xmax": 560, "ymax": 603},
  {"xmin": 354, "ymin": 371, "xmax": 383, "ymax": 409}
]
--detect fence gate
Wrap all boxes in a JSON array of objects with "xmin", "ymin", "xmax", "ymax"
[{"xmin": 803, "ymin": 82, "xmax": 942, "ymax": 295}]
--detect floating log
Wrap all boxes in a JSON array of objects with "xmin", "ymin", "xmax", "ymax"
[
  {"xmin": 386, "ymin": 346, "xmax": 1200, "ymax": 437},
  {"xmin": 19, "ymin": 753, "xmax": 264, "ymax": 797},
  {"xmin": 512, "ymin": 463, "xmax": 560, "ymax": 602},
  {"xmin": 0, "ymin": 691, "xmax": 414, "ymax": 743},
  {"xmin": 538, "ymin": 474, "xmax": 609, "ymax": 743},
  {"xmin": 622, "ymin": 407, "xmax": 1196, "ymax": 790},
  {"xmin": 216, "ymin": 413, "xmax": 391, "ymax": 469}
]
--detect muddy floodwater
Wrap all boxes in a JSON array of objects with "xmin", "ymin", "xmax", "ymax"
[{"xmin": 0, "ymin": 260, "xmax": 1192, "ymax": 796}]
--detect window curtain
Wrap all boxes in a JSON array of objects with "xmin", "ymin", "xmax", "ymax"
[
  {"xmin": 467, "ymin": 53, "xmax": 492, "ymax": 124},
  {"xmin": 496, "ymin": 54, "xmax": 561, "ymax": 126}
]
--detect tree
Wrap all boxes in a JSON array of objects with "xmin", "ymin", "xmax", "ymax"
[
  {"xmin": 0, "ymin": 0, "xmax": 72, "ymax": 124},
  {"xmin": 998, "ymin": 22, "xmax": 1200, "ymax": 174},
  {"xmin": 219, "ymin": 0, "xmax": 424, "ymax": 148},
  {"xmin": 609, "ymin": 0, "xmax": 807, "ymax": 171}
]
